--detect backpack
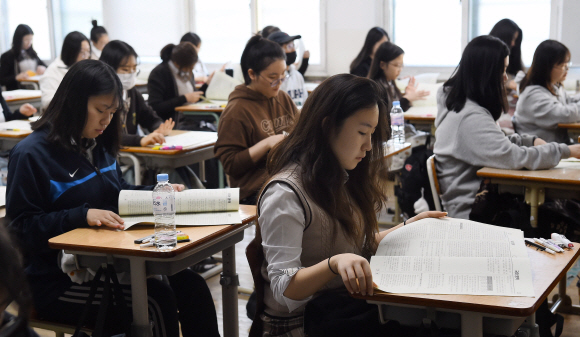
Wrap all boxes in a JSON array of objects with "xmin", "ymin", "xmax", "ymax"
[{"xmin": 394, "ymin": 137, "xmax": 436, "ymax": 217}]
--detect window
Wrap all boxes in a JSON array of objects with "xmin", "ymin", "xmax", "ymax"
[
  {"xmin": 194, "ymin": 0, "xmax": 252, "ymax": 65},
  {"xmin": 2, "ymin": 0, "xmax": 51, "ymax": 60},
  {"xmin": 55, "ymin": 0, "xmax": 103, "ymax": 51},
  {"xmin": 257, "ymin": 0, "xmax": 322, "ymax": 65},
  {"xmin": 392, "ymin": 0, "xmax": 462, "ymax": 67},
  {"xmin": 469, "ymin": 0, "xmax": 551, "ymax": 66}
]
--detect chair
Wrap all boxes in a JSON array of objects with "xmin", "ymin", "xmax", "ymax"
[{"xmin": 426, "ymin": 155, "xmax": 443, "ymax": 211}]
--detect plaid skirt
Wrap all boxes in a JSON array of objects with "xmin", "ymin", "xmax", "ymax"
[{"xmin": 261, "ymin": 313, "xmax": 304, "ymax": 337}]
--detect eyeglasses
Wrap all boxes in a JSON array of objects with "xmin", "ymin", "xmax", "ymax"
[
  {"xmin": 79, "ymin": 50, "xmax": 91, "ymax": 59},
  {"xmin": 389, "ymin": 62, "xmax": 404, "ymax": 70},
  {"xmin": 260, "ymin": 73, "xmax": 290, "ymax": 88},
  {"xmin": 555, "ymin": 62, "xmax": 572, "ymax": 71},
  {"xmin": 283, "ymin": 42, "xmax": 295, "ymax": 52},
  {"xmin": 119, "ymin": 66, "xmax": 141, "ymax": 76}
]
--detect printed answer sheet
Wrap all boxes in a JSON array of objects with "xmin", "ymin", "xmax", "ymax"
[{"xmin": 371, "ymin": 218, "xmax": 534, "ymax": 296}]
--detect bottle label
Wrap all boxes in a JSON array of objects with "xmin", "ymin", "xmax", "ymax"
[
  {"xmin": 390, "ymin": 113, "xmax": 404, "ymax": 126},
  {"xmin": 153, "ymin": 195, "xmax": 175, "ymax": 214}
]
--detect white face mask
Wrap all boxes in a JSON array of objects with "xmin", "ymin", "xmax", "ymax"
[{"xmin": 118, "ymin": 72, "xmax": 136, "ymax": 91}]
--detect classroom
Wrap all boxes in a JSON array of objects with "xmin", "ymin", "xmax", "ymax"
[{"xmin": 1, "ymin": 0, "xmax": 580, "ymax": 336}]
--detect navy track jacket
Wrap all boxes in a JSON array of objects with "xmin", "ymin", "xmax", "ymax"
[{"xmin": 6, "ymin": 127, "xmax": 152, "ymax": 310}]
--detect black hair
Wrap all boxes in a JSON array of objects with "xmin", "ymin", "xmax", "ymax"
[
  {"xmin": 11, "ymin": 24, "xmax": 39, "ymax": 61},
  {"xmin": 368, "ymin": 42, "xmax": 405, "ymax": 109},
  {"xmin": 99, "ymin": 40, "xmax": 138, "ymax": 70},
  {"xmin": 159, "ymin": 42, "xmax": 198, "ymax": 68},
  {"xmin": 240, "ymin": 35, "xmax": 286, "ymax": 85},
  {"xmin": 0, "ymin": 220, "xmax": 32, "ymax": 333},
  {"xmin": 350, "ymin": 27, "xmax": 389, "ymax": 73},
  {"xmin": 90, "ymin": 20, "xmax": 108, "ymax": 44},
  {"xmin": 180, "ymin": 32, "xmax": 201, "ymax": 47},
  {"xmin": 444, "ymin": 35, "xmax": 509, "ymax": 121},
  {"xmin": 489, "ymin": 19, "xmax": 524, "ymax": 75},
  {"xmin": 60, "ymin": 31, "xmax": 90, "ymax": 67},
  {"xmin": 520, "ymin": 40, "xmax": 570, "ymax": 96},
  {"xmin": 33, "ymin": 60, "xmax": 123, "ymax": 156},
  {"xmin": 261, "ymin": 25, "xmax": 280, "ymax": 38}
]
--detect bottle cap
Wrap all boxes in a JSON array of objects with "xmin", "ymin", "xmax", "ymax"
[
  {"xmin": 393, "ymin": 101, "xmax": 400, "ymax": 106},
  {"xmin": 157, "ymin": 173, "xmax": 169, "ymax": 182}
]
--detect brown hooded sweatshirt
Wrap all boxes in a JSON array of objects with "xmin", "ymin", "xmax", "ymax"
[{"xmin": 215, "ymin": 84, "xmax": 299, "ymax": 200}]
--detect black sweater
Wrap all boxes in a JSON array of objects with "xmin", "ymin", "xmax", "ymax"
[
  {"xmin": 6, "ymin": 128, "xmax": 152, "ymax": 310},
  {"xmin": 0, "ymin": 49, "xmax": 46, "ymax": 91},
  {"xmin": 350, "ymin": 57, "xmax": 372, "ymax": 78},
  {"xmin": 0, "ymin": 86, "xmax": 30, "ymax": 121},
  {"xmin": 121, "ymin": 87, "xmax": 163, "ymax": 146},
  {"xmin": 147, "ymin": 62, "xmax": 208, "ymax": 122}
]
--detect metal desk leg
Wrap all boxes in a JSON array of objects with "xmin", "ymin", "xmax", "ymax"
[
  {"xmin": 199, "ymin": 160, "xmax": 206, "ymax": 182},
  {"xmin": 524, "ymin": 187, "xmax": 544, "ymax": 228},
  {"xmin": 221, "ymin": 245, "xmax": 239, "ymax": 337},
  {"xmin": 130, "ymin": 258, "xmax": 153, "ymax": 337},
  {"xmin": 219, "ymin": 162, "xmax": 225, "ymax": 188},
  {"xmin": 552, "ymin": 276, "xmax": 580, "ymax": 314},
  {"xmin": 518, "ymin": 313, "xmax": 540, "ymax": 337},
  {"xmin": 461, "ymin": 312, "xmax": 482, "ymax": 337}
]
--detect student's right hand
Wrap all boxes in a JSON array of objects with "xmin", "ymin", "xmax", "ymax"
[
  {"xmin": 87, "ymin": 209, "xmax": 125, "ymax": 229},
  {"xmin": 268, "ymin": 134, "xmax": 285, "ymax": 149},
  {"xmin": 154, "ymin": 118, "xmax": 175, "ymax": 136},
  {"xmin": 404, "ymin": 77, "xmax": 429, "ymax": 102},
  {"xmin": 184, "ymin": 91, "xmax": 203, "ymax": 103},
  {"xmin": 568, "ymin": 144, "xmax": 580, "ymax": 159},
  {"xmin": 534, "ymin": 138, "xmax": 547, "ymax": 146},
  {"xmin": 18, "ymin": 103, "xmax": 37, "ymax": 116},
  {"xmin": 331, "ymin": 253, "xmax": 374, "ymax": 296},
  {"xmin": 140, "ymin": 132, "xmax": 166, "ymax": 147},
  {"xmin": 15, "ymin": 72, "xmax": 29, "ymax": 81}
]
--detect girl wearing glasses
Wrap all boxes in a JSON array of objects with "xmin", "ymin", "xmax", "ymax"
[
  {"xmin": 40, "ymin": 31, "xmax": 91, "ymax": 109},
  {"xmin": 514, "ymin": 40, "xmax": 580, "ymax": 144},
  {"xmin": 215, "ymin": 35, "xmax": 299, "ymax": 205},
  {"xmin": 368, "ymin": 42, "xmax": 429, "ymax": 111},
  {"xmin": 100, "ymin": 40, "xmax": 174, "ymax": 147}
]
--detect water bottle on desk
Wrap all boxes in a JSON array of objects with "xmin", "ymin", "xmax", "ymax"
[
  {"xmin": 390, "ymin": 101, "xmax": 405, "ymax": 145},
  {"xmin": 153, "ymin": 173, "xmax": 176, "ymax": 250}
]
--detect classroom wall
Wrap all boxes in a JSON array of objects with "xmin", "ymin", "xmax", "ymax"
[{"xmin": 560, "ymin": 0, "xmax": 580, "ymax": 66}]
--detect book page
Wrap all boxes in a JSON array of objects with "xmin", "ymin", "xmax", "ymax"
[
  {"xmin": 122, "ymin": 211, "xmax": 242, "ymax": 230},
  {"xmin": 118, "ymin": 188, "xmax": 239, "ymax": 215},
  {"xmin": 375, "ymin": 218, "xmax": 527, "ymax": 258},
  {"xmin": 161, "ymin": 131, "xmax": 217, "ymax": 150},
  {"xmin": 370, "ymin": 256, "xmax": 534, "ymax": 297}
]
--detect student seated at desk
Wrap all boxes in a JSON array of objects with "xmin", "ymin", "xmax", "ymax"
[
  {"xmin": 89, "ymin": 20, "xmax": 109, "ymax": 60},
  {"xmin": 513, "ymin": 40, "xmax": 580, "ymax": 144},
  {"xmin": 434, "ymin": 35, "xmax": 580, "ymax": 219},
  {"xmin": 267, "ymin": 31, "xmax": 308, "ymax": 107},
  {"xmin": 148, "ymin": 42, "xmax": 211, "ymax": 129},
  {"xmin": 0, "ymin": 222, "xmax": 39, "ymax": 337},
  {"xmin": 253, "ymin": 74, "xmax": 445, "ymax": 336},
  {"xmin": 7, "ymin": 60, "xmax": 219, "ymax": 337},
  {"xmin": 349, "ymin": 27, "xmax": 389, "ymax": 77},
  {"xmin": 100, "ymin": 40, "xmax": 174, "ymax": 147},
  {"xmin": 490, "ymin": 19, "xmax": 525, "ymax": 92},
  {"xmin": 368, "ymin": 42, "xmax": 429, "ymax": 111},
  {"xmin": 39, "ymin": 31, "xmax": 91, "ymax": 109},
  {"xmin": 0, "ymin": 24, "xmax": 46, "ymax": 91},
  {"xmin": 180, "ymin": 32, "xmax": 210, "ymax": 83},
  {"xmin": 0, "ymin": 86, "xmax": 37, "ymax": 121},
  {"xmin": 214, "ymin": 35, "xmax": 299, "ymax": 205}
]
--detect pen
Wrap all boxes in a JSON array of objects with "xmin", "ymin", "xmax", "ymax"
[
  {"xmin": 538, "ymin": 238, "xmax": 563, "ymax": 253},
  {"xmin": 134, "ymin": 234, "xmax": 155, "ymax": 244},
  {"xmin": 2, "ymin": 128, "xmax": 20, "ymax": 131},
  {"xmin": 140, "ymin": 239, "xmax": 190, "ymax": 248},
  {"xmin": 525, "ymin": 239, "xmax": 555, "ymax": 254}
]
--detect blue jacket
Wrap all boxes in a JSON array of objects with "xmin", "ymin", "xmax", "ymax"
[{"xmin": 6, "ymin": 127, "xmax": 152, "ymax": 310}]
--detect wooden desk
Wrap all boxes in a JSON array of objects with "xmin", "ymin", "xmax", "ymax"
[
  {"xmin": 384, "ymin": 142, "xmax": 412, "ymax": 159},
  {"xmin": 405, "ymin": 106, "xmax": 438, "ymax": 134},
  {"xmin": 558, "ymin": 122, "xmax": 580, "ymax": 142},
  {"xmin": 17, "ymin": 75, "xmax": 41, "ymax": 90},
  {"xmin": 2, "ymin": 89, "xmax": 42, "ymax": 111},
  {"xmin": 49, "ymin": 205, "xmax": 257, "ymax": 337},
  {"xmin": 355, "ymin": 244, "xmax": 580, "ymax": 337},
  {"xmin": 0, "ymin": 129, "xmax": 32, "ymax": 151},
  {"xmin": 175, "ymin": 102, "xmax": 226, "ymax": 126}
]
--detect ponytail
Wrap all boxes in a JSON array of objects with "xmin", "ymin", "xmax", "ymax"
[
  {"xmin": 90, "ymin": 20, "xmax": 107, "ymax": 44},
  {"xmin": 160, "ymin": 43, "xmax": 175, "ymax": 63}
]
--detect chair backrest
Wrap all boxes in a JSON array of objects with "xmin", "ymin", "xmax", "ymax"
[
  {"xmin": 426, "ymin": 154, "xmax": 443, "ymax": 212},
  {"xmin": 246, "ymin": 222, "xmax": 265, "ymax": 337}
]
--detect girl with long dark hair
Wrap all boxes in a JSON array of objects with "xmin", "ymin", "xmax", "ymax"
[
  {"xmin": 0, "ymin": 24, "xmax": 46, "ymax": 91},
  {"xmin": 349, "ymin": 27, "xmax": 389, "ymax": 77}
]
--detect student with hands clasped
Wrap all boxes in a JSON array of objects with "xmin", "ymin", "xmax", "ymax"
[
  {"xmin": 514, "ymin": 40, "xmax": 580, "ymax": 144},
  {"xmin": 368, "ymin": 41, "xmax": 429, "ymax": 111},
  {"xmin": 7, "ymin": 60, "xmax": 220, "ymax": 336},
  {"xmin": 100, "ymin": 40, "xmax": 174, "ymax": 147},
  {"xmin": 253, "ymin": 74, "xmax": 445, "ymax": 337}
]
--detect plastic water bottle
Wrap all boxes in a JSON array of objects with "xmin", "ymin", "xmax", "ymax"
[
  {"xmin": 153, "ymin": 173, "xmax": 176, "ymax": 250},
  {"xmin": 390, "ymin": 101, "xmax": 405, "ymax": 145}
]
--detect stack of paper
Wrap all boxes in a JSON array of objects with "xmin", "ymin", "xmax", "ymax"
[
  {"xmin": 162, "ymin": 131, "xmax": 217, "ymax": 150},
  {"xmin": 371, "ymin": 218, "xmax": 534, "ymax": 297}
]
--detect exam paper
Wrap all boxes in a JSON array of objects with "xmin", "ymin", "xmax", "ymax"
[
  {"xmin": 122, "ymin": 211, "xmax": 242, "ymax": 230},
  {"xmin": 159, "ymin": 131, "xmax": 217, "ymax": 150}
]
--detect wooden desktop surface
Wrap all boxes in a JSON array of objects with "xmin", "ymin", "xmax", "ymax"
[
  {"xmin": 49, "ymin": 205, "xmax": 256, "ymax": 259},
  {"xmin": 354, "ymin": 243, "xmax": 580, "ymax": 317},
  {"xmin": 3, "ymin": 95, "xmax": 41, "ymax": 103},
  {"xmin": 558, "ymin": 122, "xmax": 580, "ymax": 130},
  {"xmin": 384, "ymin": 142, "xmax": 411, "ymax": 158},
  {"xmin": 0, "ymin": 130, "xmax": 32, "ymax": 138},
  {"xmin": 175, "ymin": 103, "xmax": 225, "ymax": 113},
  {"xmin": 404, "ymin": 106, "xmax": 437, "ymax": 122},
  {"xmin": 119, "ymin": 130, "xmax": 215, "ymax": 156},
  {"xmin": 477, "ymin": 161, "xmax": 580, "ymax": 185}
]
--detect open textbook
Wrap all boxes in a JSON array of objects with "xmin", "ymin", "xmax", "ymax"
[
  {"xmin": 371, "ymin": 218, "xmax": 534, "ymax": 297},
  {"xmin": 119, "ymin": 188, "xmax": 241, "ymax": 230}
]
